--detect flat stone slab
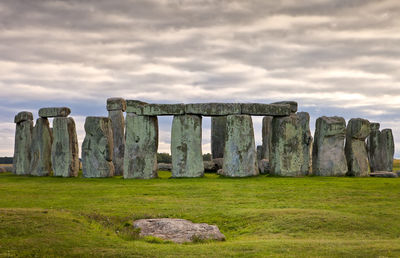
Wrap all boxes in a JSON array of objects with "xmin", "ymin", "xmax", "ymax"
[
  {"xmin": 186, "ymin": 103, "xmax": 241, "ymax": 116},
  {"xmin": 370, "ymin": 172, "xmax": 398, "ymax": 178},
  {"xmin": 126, "ymin": 100, "xmax": 148, "ymax": 113},
  {"xmin": 39, "ymin": 107, "xmax": 71, "ymax": 118},
  {"xmin": 14, "ymin": 111, "xmax": 33, "ymax": 123},
  {"xmin": 141, "ymin": 104, "xmax": 185, "ymax": 116},
  {"xmin": 107, "ymin": 98, "xmax": 126, "ymax": 111},
  {"xmin": 133, "ymin": 218, "xmax": 225, "ymax": 243},
  {"xmin": 271, "ymin": 101, "xmax": 298, "ymax": 113},
  {"xmin": 241, "ymin": 103, "xmax": 291, "ymax": 116}
]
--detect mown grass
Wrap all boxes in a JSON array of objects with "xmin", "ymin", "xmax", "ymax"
[{"xmin": 1, "ymin": 169, "xmax": 400, "ymax": 257}]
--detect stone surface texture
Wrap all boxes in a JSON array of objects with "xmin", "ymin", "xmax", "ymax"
[
  {"xmin": 185, "ymin": 103, "xmax": 241, "ymax": 116},
  {"xmin": 204, "ymin": 160, "xmax": 218, "ymax": 172},
  {"xmin": 124, "ymin": 114, "xmax": 158, "ymax": 179},
  {"xmin": 367, "ymin": 123, "xmax": 381, "ymax": 172},
  {"xmin": 107, "ymin": 97, "xmax": 126, "ymax": 111},
  {"xmin": 126, "ymin": 100, "xmax": 148, "ymax": 113},
  {"xmin": 158, "ymin": 163, "xmax": 172, "ymax": 171},
  {"xmin": 298, "ymin": 112, "xmax": 313, "ymax": 174},
  {"xmin": 261, "ymin": 116, "xmax": 273, "ymax": 160},
  {"xmin": 51, "ymin": 117, "xmax": 79, "ymax": 177},
  {"xmin": 30, "ymin": 118, "xmax": 53, "ymax": 176},
  {"xmin": 38, "ymin": 107, "xmax": 71, "ymax": 118},
  {"xmin": 370, "ymin": 171, "xmax": 398, "ymax": 178},
  {"xmin": 82, "ymin": 117, "xmax": 114, "ymax": 178},
  {"xmin": 109, "ymin": 110, "xmax": 125, "ymax": 176},
  {"xmin": 211, "ymin": 116, "xmax": 227, "ymax": 159},
  {"xmin": 367, "ymin": 126, "xmax": 394, "ymax": 172},
  {"xmin": 133, "ymin": 218, "xmax": 225, "ymax": 243},
  {"xmin": 272, "ymin": 101, "xmax": 298, "ymax": 113},
  {"xmin": 345, "ymin": 118, "xmax": 371, "ymax": 177},
  {"xmin": 141, "ymin": 104, "xmax": 185, "ymax": 116},
  {"xmin": 171, "ymin": 115, "xmax": 204, "ymax": 177},
  {"xmin": 312, "ymin": 116, "xmax": 348, "ymax": 176},
  {"xmin": 221, "ymin": 115, "xmax": 258, "ymax": 177},
  {"xmin": 240, "ymin": 103, "xmax": 291, "ymax": 116},
  {"xmin": 14, "ymin": 111, "xmax": 33, "ymax": 124},
  {"xmin": 13, "ymin": 113, "xmax": 33, "ymax": 175}
]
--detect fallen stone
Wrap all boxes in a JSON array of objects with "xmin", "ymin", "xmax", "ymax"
[
  {"xmin": 171, "ymin": 115, "xmax": 204, "ymax": 178},
  {"xmin": 240, "ymin": 103, "xmax": 291, "ymax": 116},
  {"xmin": 204, "ymin": 160, "xmax": 218, "ymax": 172},
  {"xmin": 82, "ymin": 117, "xmax": 114, "ymax": 178},
  {"xmin": 312, "ymin": 116, "xmax": 348, "ymax": 176},
  {"xmin": 370, "ymin": 172, "xmax": 398, "ymax": 178},
  {"xmin": 124, "ymin": 114, "xmax": 158, "ymax": 179},
  {"xmin": 109, "ymin": 110, "xmax": 125, "ymax": 176},
  {"xmin": 157, "ymin": 163, "xmax": 172, "ymax": 171},
  {"xmin": 38, "ymin": 107, "xmax": 71, "ymax": 118},
  {"xmin": 211, "ymin": 116, "xmax": 227, "ymax": 159},
  {"xmin": 125, "ymin": 100, "xmax": 148, "ymax": 113},
  {"xmin": 30, "ymin": 118, "xmax": 53, "ymax": 176},
  {"xmin": 51, "ymin": 117, "xmax": 79, "ymax": 177},
  {"xmin": 345, "ymin": 118, "xmax": 371, "ymax": 177},
  {"xmin": 271, "ymin": 101, "xmax": 298, "ymax": 113},
  {"xmin": 185, "ymin": 103, "xmax": 241, "ymax": 116},
  {"xmin": 13, "ymin": 112, "xmax": 33, "ymax": 175},
  {"xmin": 0, "ymin": 165, "xmax": 13, "ymax": 173},
  {"xmin": 221, "ymin": 115, "xmax": 258, "ymax": 177},
  {"xmin": 212, "ymin": 158, "xmax": 224, "ymax": 170},
  {"xmin": 14, "ymin": 111, "xmax": 33, "ymax": 124},
  {"xmin": 141, "ymin": 104, "xmax": 185, "ymax": 116},
  {"xmin": 107, "ymin": 97, "xmax": 126, "ymax": 111},
  {"xmin": 133, "ymin": 218, "xmax": 225, "ymax": 243}
]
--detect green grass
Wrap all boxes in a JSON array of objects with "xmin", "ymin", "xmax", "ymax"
[{"xmin": 1, "ymin": 171, "xmax": 400, "ymax": 257}]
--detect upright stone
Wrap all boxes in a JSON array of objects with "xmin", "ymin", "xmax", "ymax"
[
  {"xmin": 345, "ymin": 118, "xmax": 371, "ymax": 177},
  {"xmin": 298, "ymin": 112, "xmax": 313, "ymax": 174},
  {"xmin": 270, "ymin": 114, "xmax": 308, "ymax": 176},
  {"xmin": 30, "ymin": 118, "xmax": 53, "ymax": 176},
  {"xmin": 211, "ymin": 116, "xmax": 227, "ymax": 159},
  {"xmin": 107, "ymin": 98, "xmax": 126, "ymax": 176},
  {"xmin": 51, "ymin": 117, "xmax": 79, "ymax": 177},
  {"xmin": 261, "ymin": 116, "xmax": 273, "ymax": 160},
  {"xmin": 82, "ymin": 117, "xmax": 114, "ymax": 178},
  {"xmin": 368, "ymin": 125, "xmax": 394, "ymax": 172},
  {"xmin": 312, "ymin": 116, "xmax": 347, "ymax": 176},
  {"xmin": 221, "ymin": 115, "xmax": 258, "ymax": 177},
  {"xmin": 171, "ymin": 115, "xmax": 204, "ymax": 178},
  {"xmin": 13, "ymin": 112, "xmax": 33, "ymax": 175},
  {"xmin": 367, "ymin": 123, "xmax": 381, "ymax": 172},
  {"xmin": 124, "ymin": 114, "xmax": 158, "ymax": 179}
]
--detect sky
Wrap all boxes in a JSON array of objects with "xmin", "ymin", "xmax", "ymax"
[{"xmin": 1, "ymin": 0, "xmax": 400, "ymax": 157}]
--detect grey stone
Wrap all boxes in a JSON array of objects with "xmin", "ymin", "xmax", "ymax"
[
  {"xmin": 298, "ymin": 112, "xmax": 313, "ymax": 175},
  {"xmin": 258, "ymin": 159, "xmax": 270, "ymax": 174},
  {"xmin": 312, "ymin": 116, "xmax": 348, "ymax": 176},
  {"xmin": 107, "ymin": 97, "xmax": 126, "ymax": 111},
  {"xmin": 124, "ymin": 114, "xmax": 158, "ymax": 179},
  {"xmin": 108, "ymin": 110, "xmax": 125, "ymax": 176},
  {"xmin": 157, "ymin": 163, "xmax": 172, "ymax": 171},
  {"xmin": 38, "ymin": 107, "xmax": 71, "ymax": 118},
  {"xmin": 133, "ymin": 218, "xmax": 225, "ymax": 243},
  {"xmin": 13, "ymin": 114, "xmax": 33, "ymax": 175},
  {"xmin": 204, "ymin": 160, "xmax": 218, "ymax": 172},
  {"xmin": 211, "ymin": 116, "xmax": 227, "ymax": 159},
  {"xmin": 345, "ymin": 118, "xmax": 371, "ymax": 177},
  {"xmin": 0, "ymin": 165, "xmax": 13, "ymax": 173},
  {"xmin": 82, "ymin": 117, "xmax": 114, "ymax": 178},
  {"xmin": 171, "ymin": 115, "xmax": 204, "ymax": 178},
  {"xmin": 367, "ymin": 123, "xmax": 381, "ymax": 172},
  {"xmin": 185, "ymin": 103, "xmax": 241, "ymax": 116},
  {"xmin": 212, "ymin": 158, "xmax": 224, "ymax": 170},
  {"xmin": 126, "ymin": 100, "xmax": 148, "ymax": 113},
  {"xmin": 51, "ymin": 117, "xmax": 79, "ymax": 177},
  {"xmin": 141, "ymin": 104, "xmax": 185, "ymax": 116},
  {"xmin": 240, "ymin": 103, "xmax": 291, "ymax": 116},
  {"xmin": 14, "ymin": 111, "xmax": 33, "ymax": 124},
  {"xmin": 261, "ymin": 116, "xmax": 273, "ymax": 161},
  {"xmin": 270, "ymin": 114, "xmax": 309, "ymax": 176},
  {"xmin": 368, "ymin": 126, "xmax": 394, "ymax": 172},
  {"xmin": 257, "ymin": 145, "xmax": 263, "ymax": 161},
  {"xmin": 221, "ymin": 115, "xmax": 258, "ymax": 177},
  {"xmin": 271, "ymin": 101, "xmax": 298, "ymax": 113},
  {"xmin": 30, "ymin": 118, "xmax": 53, "ymax": 176},
  {"xmin": 370, "ymin": 171, "xmax": 398, "ymax": 178}
]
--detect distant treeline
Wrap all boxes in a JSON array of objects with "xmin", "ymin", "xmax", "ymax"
[
  {"xmin": 157, "ymin": 153, "xmax": 211, "ymax": 163},
  {"xmin": 0, "ymin": 157, "xmax": 13, "ymax": 164}
]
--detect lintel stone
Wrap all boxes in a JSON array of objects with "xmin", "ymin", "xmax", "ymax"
[
  {"xmin": 14, "ymin": 111, "xmax": 33, "ymax": 124},
  {"xmin": 185, "ymin": 103, "xmax": 241, "ymax": 116},
  {"xmin": 39, "ymin": 107, "xmax": 71, "ymax": 118},
  {"xmin": 240, "ymin": 103, "xmax": 291, "ymax": 116},
  {"xmin": 271, "ymin": 101, "xmax": 298, "ymax": 113},
  {"xmin": 126, "ymin": 100, "xmax": 148, "ymax": 113},
  {"xmin": 107, "ymin": 98, "xmax": 126, "ymax": 111},
  {"xmin": 142, "ymin": 104, "xmax": 185, "ymax": 116}
]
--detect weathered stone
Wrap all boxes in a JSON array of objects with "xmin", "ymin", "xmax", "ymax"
[
  {"xmin": 107, "ymin": 97, "xmax": 126, "ymax": 111},
  {"xmin": 141, "ymin": 104, "xmax": 185, "ymax": 116},
  {"xmin": 171, "ymin": 115, "xmax": 204, "ymax": 178},
  {"xmin": 271, "ymin": 101, "xmax": 298, "ymax": 113},
  {"xmin": 13, "ymin": 113, "xmax": 33, "ymax": 175},
  {"xmin": 345, "ymin": 118, "xmax": 371, "ymax": 177},
  {"xmin": 212, "ymin": 158, "xmax": 224, "ymax": 170},
  {"xmin": 0, "ymin": 165, "xmax": 13, "ymax": 173},
  {"xmin": 82, "ymin": 117, "xmax": 114, "ymax": 178},
  {"xmin": 14, "ymin": 111, "xmax": 33, "ymax": 124},
  {"xmin": 368, "ymin": 126, "xmax": 394, "ymax": 172},
  {"xmin": 125, "ymin": 100, "xmax": 148, "ymax": 113},
  {"xmin": 185, "ymin": 103, "xmax": 241, "ymax": 116},
  {"xmin": 257, "ymin": 145, "xmax": 263, "ymax": 161},
  {"xmin": 38, "ymin": 107, "xmax": 71, "ymax": 118},
  {"xmin": 379, "ymin": 129, "xmax": 395, "ymax": 171},
  {"xmin": 221, "ymin": 115, "xmax": 258, "ymax": 177},
  {"xmin": 133, "ymin": 218, "xmax": 225, "ymax": 243},
  {"xmin": 124, "ymin": 114, "xmax": 158, "ymax": 179},
  {"xmin": 270, "ymin": 114, "xmax": 309, "ymax": 176},
  {"xmin": 204, "ymin": 160, "xmax": 218, "ymax": 172},
  {"xmin": 51, "ymin": 117, "xmax": 79, "ymax": 177},
  {"xmin": 367, "ymin": 123, "xmax": 381, "ymax": 172},
  {"xmin": 211, "ymin": 116, "xmax": 227, "ymax": 159},
  {"xmin": 258, "ymin": 159, "xmax": 270, "ymax": 174},
  {"xmin": 261, "ymin": 116, "xmax": 273, "ymax": 161},
  {"xmin": 312, "ymin": 116, "xmax": 348, "ymax": 176},
  {"xmin": 370, "ymin": 171, "xmax": 398, "ymax": 178},
  {"xmin": 240, "ymin": 103, "xmax": 291, "ymax": 116},
  {"xmin": 157, "ymin": 163, "xmax": 172, "ymax": 171},
  {"xmin": 30, "ymin": 118, "xmax": 53, "ymax": 176},
  {"xmin": 298, "ymin": 112, "xmax": 313, "ymax": 175},
  {"xmin": 108, "ymin": 110, "xmax": 125, "ymax": 176}
]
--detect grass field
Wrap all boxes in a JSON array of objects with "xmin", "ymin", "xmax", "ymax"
[{"xmin": 1, "ymin": 170, "xmax": 400, "ymax": 257}]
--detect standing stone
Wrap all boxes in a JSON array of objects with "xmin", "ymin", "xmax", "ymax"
[
  {"xmin": 51, "ymin": 117, "xmax": 79, "ymax": 177},
  {"xmin": 270, "ymin": 114, "xmax": 308, "ymax": 176},
  {"xmin": 312, "ymin": 116, "xmax": 347, "ymax": 176},
  {"xmin": 256, "ymin": 145, "xmax": 263, "ymax": 161},
  {"xmin": 298, "ymin": 112, "xmax": 313, "ymax": 175},
  {"xmin": 211, "ymin": 116, "xmax": 226, "ymax": 159},
  {"xmin": 82, "ymin": 117, "xmax": 114, "ymax": 178},
  {"xmin": 367, "ymin": 123, "xmax": 381, "ymax": 172},
  {"xmin": 107, "ymin": 98, "xmax": 126, "ymax": 176},
  {"xmin": 261, "ymin": 116, "xmax": 273, "ymax": 160},
  {"xmin": 13, "ymin": 112, "xmax": 33, "ymax": 175},
  {"xmin": 379, "ymin": 129, "xmax": 395, "ymax": 171},
  {"xmin": 345, "ymin": 118, "xmax": 371, "ymax": 177},
  {"xmin": 30, "ymin": 118, "xmax": 53, "ymax": 176},
  {"xmin": 124, "ymin": 114, "xmax": 158, "ymax": 179},
  {"xmin": 221, "ymin": 115, "xmax": 258, "ymax": 177},
  {"xmin": 171, "ymin": 115, "xmax": 204, "ymax": 178}
]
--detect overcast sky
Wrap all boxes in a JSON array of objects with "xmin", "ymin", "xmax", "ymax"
[{"xmin": 1, "ymin": 0, "xmax": 400, "ymax": 157}]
